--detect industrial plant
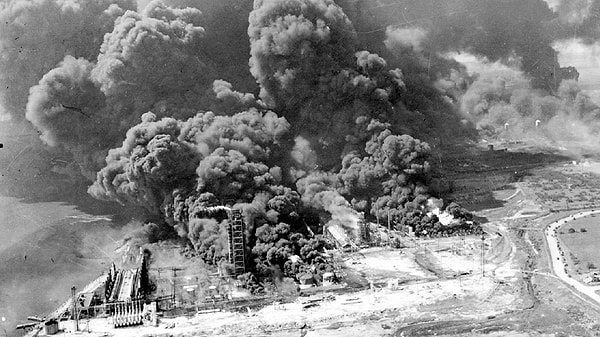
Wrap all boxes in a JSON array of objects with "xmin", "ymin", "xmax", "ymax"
[
  {"xmin": 14, "ymin": 199, "xmax": 491, "ymax": 336},
  {"xmin": 5, "ymin": 0, "xmax": 600, "ymax": 336}
]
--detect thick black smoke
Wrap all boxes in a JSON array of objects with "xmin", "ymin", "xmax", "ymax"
[
  {"xmin": 249, "ymin": 0, "xmax": 415, "ymax": 168},
  {"xmin": 336, "ymin": 0, "xmax": 600, "ymax": 150},
  {"xmin": 338, "ymin": 0, "xmax": 568, "ymax": 92},
  {"xmin": 6, "ymin": 0, "xmax": 491, "ymax": 280},
  {"xmin": 339, "ymin": 129, "xmax": 431, "ymax": 220},
  {"xmin": 0, "ymin": 0, "xmax": 136, "ymax": 120},
  {"xmin": 24, "ymin": 0, "xmax": 228, "ymax": 177}
]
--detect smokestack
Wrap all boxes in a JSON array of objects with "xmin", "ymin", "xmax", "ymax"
[{"xmin": 71, "ymin": 285, "xmax": 78, "ymax": 332}]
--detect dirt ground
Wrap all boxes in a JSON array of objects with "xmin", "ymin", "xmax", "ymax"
[
  {"xmin": 24, "ymin": 147, "xmax": 600, "ymax": 337},
  {"xmin": 52, "ymin": 203, "xmax": 525, "ymax": 337}
]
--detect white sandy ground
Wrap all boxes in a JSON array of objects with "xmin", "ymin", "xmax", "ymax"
[
  {"xmin": 42, "ymin": 236, "xmax": 522, "ymax": 337},
  {"xmin": 28, "ymin": 212, "xmax": 524, "ymax": 337},
  {"xmin": 52, "ymin": 275, "xmax": 497, "ymax": 337},
  {"xmin": 345, "ymin": 247, "xmax": 430, "ymax": 278}
]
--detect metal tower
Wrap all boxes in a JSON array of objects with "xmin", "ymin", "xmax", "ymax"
[{"xmin": 228, "ymin": 210, "xmax": 246, "ymax": 276}]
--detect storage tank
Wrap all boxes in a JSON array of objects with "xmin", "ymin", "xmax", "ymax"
[{"xmin": 44, "ymin": 319, "xmax": 58, "ymax": 335}]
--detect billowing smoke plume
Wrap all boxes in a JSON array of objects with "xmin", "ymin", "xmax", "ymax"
[
  {"xmin": 296, "ymin": 172, "xmax": 360, "ymax": 235},
  {"xmin": 83, "ymin": 0, "xmax": 475, "ymax": 278},
  {"xmin": 91, "ymin": 2, "xmax": 214, "ymax": 110},
  {"xmin": 339, "ymin": 128, "xmax": 431, "ymax": 221},
  {"xmin": 249, "ymin": 0, "xmax": 413, "ymax": 168},
  {"xmin": 0, "ymin": 0, "xmax": 136, "ymax": 120},
  {"xmin": 455, "ymin": 53, "xmax": 600, "ymax": 151},
  {"xmin": 24, "ymin": 0, "xmax": 227, "ymax": 177},
  {"xmin": 338, "ymin": 0, "xmax": 573, "ymax": 93},
  {"xmin": 25, "ymin": 56, "xmax": 108, "ymax": 178},
  {"xmin": 88, "ymin": 112, "xmax": 199, "ymax": 212},
  {"xmin": 5, "ymin": 0, "xmax": 496, "ymax": 280},
  {"xmin": 89, "ymin": 108, "xmax": 290, "ymax": 212},
  {"xmin": 88, "ymin": 108, "xmax": 311, "ymax": 273},
  {"xmin": 335, "ymin": 0, "xmax": 600, "ymax": 151}
]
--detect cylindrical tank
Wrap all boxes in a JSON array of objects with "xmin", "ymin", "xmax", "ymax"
[{"xmin": 44, "ymin": 320, "xmax": 59, "ymax": 335}]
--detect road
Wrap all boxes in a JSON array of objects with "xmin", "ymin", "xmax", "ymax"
[{"xmin": 545, "ymin": 210, "xmax": 600, "ymax": 304}]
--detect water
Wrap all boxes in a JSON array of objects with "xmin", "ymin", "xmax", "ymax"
[
  {"xmin": 0, "ymin": 196, "xmax": 81, "ymax": 251},
  {"xmin": 0, "ymin": 197, "xmax": 120, "ymax": 336}
]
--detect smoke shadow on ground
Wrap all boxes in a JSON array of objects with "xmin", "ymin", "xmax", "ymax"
[
  {"xmin": 435, "ymin": 145, "xmax": 572, "ymax": 213},
  {"xmin": 462, "ymin": 194, "xmax": 506, "ymax": 213}
]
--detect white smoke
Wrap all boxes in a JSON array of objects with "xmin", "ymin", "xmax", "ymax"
[
  {"xmin": 426, "ymin": 198, "xmax": 458, "ymax": 226},
  {"xmin": 384, "ymin": 26, "xmax": 428, "ymax": 53}
]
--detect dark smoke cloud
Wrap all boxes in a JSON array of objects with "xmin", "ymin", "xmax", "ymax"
[
  {"xmin": 91, "ymin": 1, "xmax": 214, "ymax": 110},
  {"xmin": 3, "ymin": 0, "xmax": 491, "ymax": 280},
  {"xmin": 24, "ymin": 0, "xmax": 225, "ymax": 177},
  {"xmin": 92, "ymin": 107, "xmax": 323, "ymax": 275},
  {"xmin": 248, "ymin": 0, "xmax": 358, "ymax": 110},
  {"xmin": 249, "ymin": 0, "xmax": 414, "ymax": 168},
  {"xmin": 339, "ymin": 129, "xmax": 431, "ymax": 222},
  {"xmin": 0, "ymin": 0, "xmax": 136, "ymax": 120},
  {"xmin": 184, "ymin": 218, "xmax": 229, "ymax": 265},
  {"xmin": 296, "ymin": 171, "xmax": 360, "ymax": 234},
  {"xmin": 457, "ymin": 55, "xmax": 600, "ymax": 150},
  {"xmin": 338, "ymin": 0, "xmax": 570, "ymax": 93},
  {"xmin": 89, "ymin": 0, "xmax": 479, "ymax": 253},
  {"xmin": 89, "ymin": 112, "xmax": 199, "ymax": 213},
  {"xmin": 89, "ymin": 107, "xmax": 293, "ymax": 233},
  {"xmin": 334, "ymin": 0, "xmax": 600, "ymax": 151},
  {"xmin": 25, "ymin": 56, "xmax": 108, "ymax": 178},
  {"xmin": 136, "ymin": 0, "xmax": 256, "ymax": 90}
]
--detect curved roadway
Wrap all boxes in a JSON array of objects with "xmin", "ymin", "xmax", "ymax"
[{"xmin": 545, "ymin": 210, "xmax": 600, "ymax": 304}]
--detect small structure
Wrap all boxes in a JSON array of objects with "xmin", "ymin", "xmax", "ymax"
[
  {"xmin": 112, "ymin": 300, "xmax": 143, "ymax": 328},
  {"xmin": 358, "ymin": 215, "xmax": 371, "ymax": 245},
  {"xmin": 44, "ymin": 320, "xmax": 58, "ymax": 335},
  {"xmin": 584, "ymin": 271, "xmax": 600, "ymax": 284},
  {"xmin": 322, "ymin": 272, "xmax": 336, "ymax": 286},
  {"xmin": 387, "ymin": 279, "xmax": 399, "ymax": 290},
  {"xmin": 487, "ymin": 144, "xmax": 494, "ymax": 151}
]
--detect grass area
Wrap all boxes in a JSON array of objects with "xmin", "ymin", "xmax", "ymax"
[
  {"xmin": 435, "ymin": 145, "xmax": 568, "ymax": 210},
  {"xmin": 557, "ymin": 214, "xmax": 600, "ymax": 275},
  {"xmin": 525, "ymin": 166, "xmax": 600, "ymax": 210}
]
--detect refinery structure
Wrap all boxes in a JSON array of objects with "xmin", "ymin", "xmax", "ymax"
[
  {"xmin": 17, "ymin": 201, "xmax": 490, "ymax": 336},
  {"xmin": 8, "ymin": 0, "xmax": 600, "ymax": 336}
]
